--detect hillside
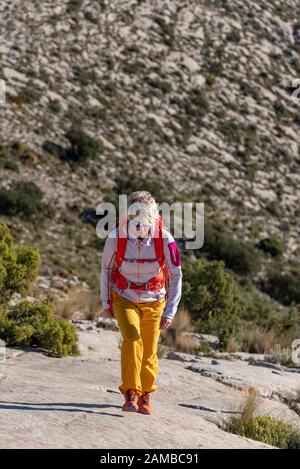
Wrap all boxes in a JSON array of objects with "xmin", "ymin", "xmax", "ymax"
[{"xmin": 0, "ymin": 1, "xmax": 300, "ymax": 351}]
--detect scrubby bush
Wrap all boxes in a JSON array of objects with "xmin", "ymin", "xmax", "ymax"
[
  {"xmin": 65, "ymin": 126, "xmax": 101, "ymax": 163},
  {"xmin": 228, "ymin": 415, "xmax": 300, "ymax": 448},
  {"xmin": 218, "ymin": 326, "xmax": 237, "ymax": 351},
  {"xmin": 196, "ymin": 342, "xmax": 215, "ymax": 356},
  {"xmin": 0, "ymin": 181, "xmax": 54, "ymax": 219},
  {"xmin": 0, "ymin": 300, "xmax": 79, "ymax": 357},
  {"xmin": 239, "ymin": 287, "xmax": 278, "ymax": 327},
  {"xmin": 260, "ymin": 270, "xmax": 300, "ymax": 306},
  {"xmin": 274, "ymin": 304, "xmax": 300, "ymax": 342},
  {"xmin": 182, "ymin": 258, "xmax": 244, "ymax": 336},
  {"xmin": 0, "ymin": 145, "xmax": 20, "ymax": 172},
  {"xmin": 0, "ymin": 220, "xmax": 78, "ymax": 357},
  {"xmin": 183, "ymin": 88, "xmax": 210, "ymax": 118},
  {"xmin": 218, "ymin": 120, "xmax": 258, "ymax": 153},
  {"xmin": 225, "ymin": 387, "xmax": 300, "ymax": 448},
  {"xmin": 202, "ymin": 223, "xmax": 261, "ymax": 275},
  {"xmin": 153, "ymin": 16, "xmax": 175, "ymax": 46},
  {"xmin": 0, "ymin": 219, "xmax": 40, "ymax": 302},
  {"xmin": 226, "ymin": 29, "xmax": 241, "ymax": 43},
  {"xmin": 66, "ymin": 0, "xmax": 83, "ymax": 14},
  {"xmin": 18, "ymin": 81, "xmax": 40, "ymax": 105},
  {"xmin": 256, "ymin": 235, "xmax": 284, "ymax": 257}
]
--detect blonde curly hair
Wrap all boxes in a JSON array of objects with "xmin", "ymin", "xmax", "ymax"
[{"xmin": 127, "ymin": 191, "xmax": 159, "ymax": 224}]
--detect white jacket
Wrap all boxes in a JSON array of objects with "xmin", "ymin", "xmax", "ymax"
[{"xmin": 100, "ymin": 226, "xmax": 182, "ymax": 320}]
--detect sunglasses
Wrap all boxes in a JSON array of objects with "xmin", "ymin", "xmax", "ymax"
[{"xmin": 129, "ymin": 219, "xmax": 150, "ymax": 229}]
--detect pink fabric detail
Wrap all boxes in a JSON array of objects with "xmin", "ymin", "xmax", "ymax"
[{"xmin": 167, "ymin": 242, "xmax": 181, "ymax": 266}]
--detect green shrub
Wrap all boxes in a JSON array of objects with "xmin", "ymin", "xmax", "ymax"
[
  {"xmin": 48, "ymin": 99, "xmax": 61, "ymax": 113},
  {"xmin": 218, "ymin": 119, "xmax": 240, "ymax": 141},
  {"xmin": 265, "ymin": 200, "xmax": 280, "ymax": 217},
  {"xmin": 239, "ymin": 287, "xmax": 278, "ymax": 327},
  {"xmin": 18, "ymin": 81, "xmax": 40, "ymax": 105},
  {"xmin": 153, "ymin": 16, "xmax": 175, "ymax": 46},
  {"xmin": 196, "ymin": 343, "xmax": 215, "ymax": 356},
  {"xmin": 228, "ymin": 415, "xmax": 300, "ymax": 448},
  {"xmin": 183, "ymin": 88, "xmax": 210, "ymax": 119},
  {"xmin": 274, "ymin": 305, "xmax": 300, "ymax": 341},
  {"xmin": 218, "ymin": 326, "xmax": 237, "ymax": 351},
  {"xmin": 0, "ymin": 220, "xmax": 77, "ymax": 358},
  {"xmin": 0, "ymin": 147, "xmax": 20, "ymax": 172},
  {"xmin": 144, "ymin": 77, "xmax": 172, "ymax": 94},
  {"xmin": 84, "ymin": 11, "xmax": 98, "ymax": 23},
  {"xmin": 288, "ymin": 431, "xmax": 300, "ymax": 449},
  {"xmin": 260, "ymin": 271, "xmax": 300, "ymax": 306},
  {"xmin": 0, "ymin": 300, "xmax": 79, "ymax": 357},
  {"xmin": 202, "ymin": 223, "xmax": 261, "ymax": 275},
  {"xmin": 72, "ymin": 65, "xmax": 97, "ymax": 87},
  {"xmin": 0, "ymin": 181, "xmax": 54, "ymax": 219},
  {"xmin": 256, "ymin": 235, "xmax": 284, "ymax": 257},
  {"xmin": 66, "ymin": 0, "xmax": 83, "ymax": 14},
  {"xmin": 65, "ymin": 126, "xmax": 101, "ymax": 163},
  {"xmin": 0, "ymin": 219, "xmax": 41, "ymax": 302},
  {"xmin": 2, "ymin": 160, "xmax": 20, "ymax": 172},
  {"xmin": 226, "ymin": 29, "xmax": 241, "ymax": 43},
  {"xmin": 182, "ymin": 258, "xmax": 244, "ymax": 335},
  {"xmin": 225, "ymin": 388, "xmax": 300, "ymax": 448},
  {"xmin": 218, "ymin": 120, "xmax": 258, "ymax": 153}
]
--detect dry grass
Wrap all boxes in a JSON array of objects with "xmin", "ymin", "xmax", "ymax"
[
  {"xmin": 174, "ymin": 333, "xmax": 199, "ymax": 354},
  {"xmin": 225, "ymin": 336, "xmax": 240, "ymax": 353},
  {"xmin": 157, "ymin": 343, "xmax": 169, "ymax": 358},
  {"xmin": 159, "ymin": 306, "xmax": 197, "ymax": 354},
  {"xmin": 54, "ymin": 287, "xmax": 101, "ymax": 320},
  {"xmin": 224, "ymin": 387, "xmax": 262, "ymax": 433},
  {"xmin": 239, "ymin": 387, "xmax": 262, "ymax": 422},
  {"xmin": 171, "ymin": 306, "xmax": 194, "ymax": 335},
  {"xmin": 241, "ymin": 327, "xmax": 279, "ymax": 354}
]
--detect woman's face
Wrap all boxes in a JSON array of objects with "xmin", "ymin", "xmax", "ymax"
[{"xmin": 128, "ymin": 215, "xmax": 151, "ymax": 238}]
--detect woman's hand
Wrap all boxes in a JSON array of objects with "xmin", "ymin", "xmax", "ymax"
[{"xmin": 160, "ymin": 316, "xmax": 172, "ymax": 330}]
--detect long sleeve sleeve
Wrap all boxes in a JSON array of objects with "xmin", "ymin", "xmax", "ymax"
[
  {"xmin": 100, "ymin": 229, "xmax": 117, "ymax": 310},
  {"xmin": 162, "ymin": 231, "xmax": 183, "ymax": 321}
]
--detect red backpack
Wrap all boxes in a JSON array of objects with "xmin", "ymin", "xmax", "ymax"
[{"xmin": 108, "ymin": 212, "xmax": 169, "ymax": 313}]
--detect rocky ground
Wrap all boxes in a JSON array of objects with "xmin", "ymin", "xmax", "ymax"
[{"xmin": 0, "ymin": 324, "xmax": 299, "ymax": 449}]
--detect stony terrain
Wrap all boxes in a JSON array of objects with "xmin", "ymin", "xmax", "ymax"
[{"xmin": 0, "ymin": 325, "xmax": 299, "ymax": 449}]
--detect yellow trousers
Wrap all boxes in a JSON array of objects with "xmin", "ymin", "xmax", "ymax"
[{"xmin": 112, "ymin": 290, "xmax": 166, "ymax": 397}]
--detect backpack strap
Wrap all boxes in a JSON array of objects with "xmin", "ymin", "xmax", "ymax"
[
  {"xmin": 115, "ymin": 212, "xmax": 128, "ymax": 268},
  {"xmin": 153, "ymin": 215, "xmax": 165, "ymax": 268},
  {"xmin": 154, "ymin": 215, "xmax": 170, "ymax": 300}
]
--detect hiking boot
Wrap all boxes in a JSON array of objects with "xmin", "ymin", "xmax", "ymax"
[
  {"xmin": 137, "ymin": 391, "xmax": 152, "ymax": 415},
  {"xmin": 122, "ymin": 389, "xmax": 139, "ymax": 412}
]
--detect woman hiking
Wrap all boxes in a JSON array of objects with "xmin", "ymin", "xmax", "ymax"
[{"xmin": 100, "ymin": 191, "xmax": 182, "ymax": 415}]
